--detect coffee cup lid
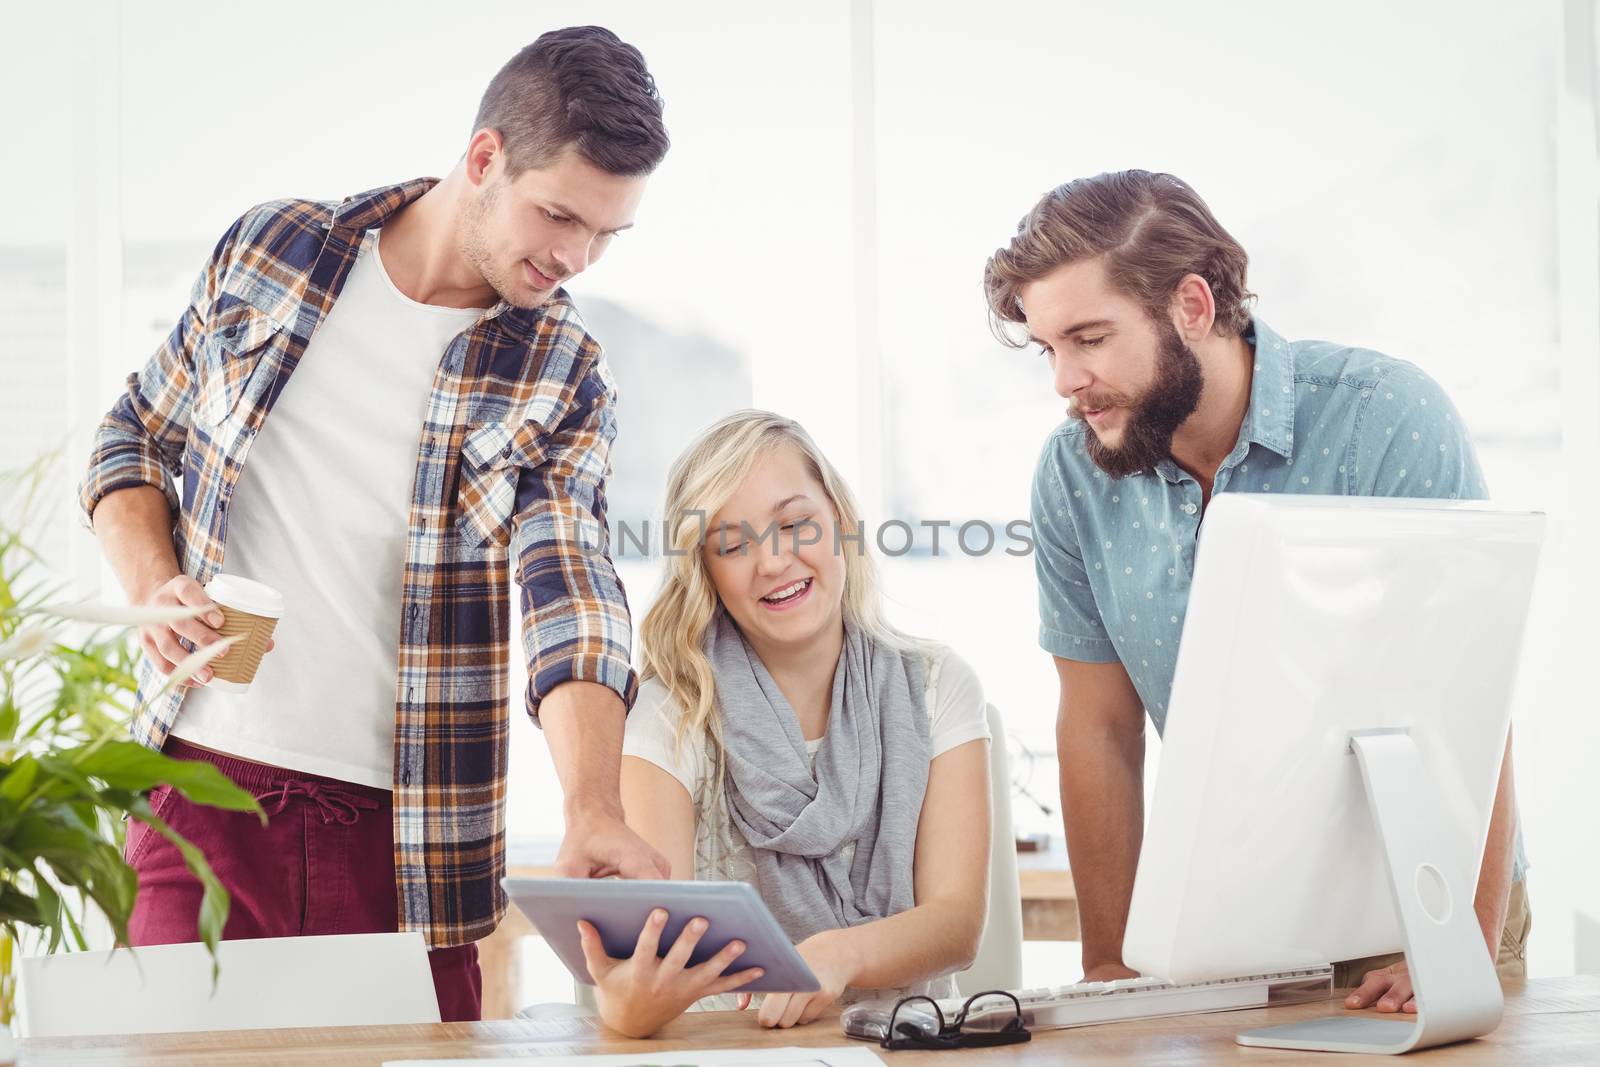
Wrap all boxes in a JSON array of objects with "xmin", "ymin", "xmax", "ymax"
[{"xmin": 204, "ymin": 574, "xmax": 285, "ymax": 618}]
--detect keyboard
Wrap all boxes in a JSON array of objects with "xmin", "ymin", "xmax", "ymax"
[{"xmin": 840, "ymin": 966, "xmax": 1334, "ymax": 1040}]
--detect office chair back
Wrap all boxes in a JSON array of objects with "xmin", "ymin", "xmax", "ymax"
[
  {"xmin": 954, "ymin": 702, "xmax": 1025, "ymax": 996},
  {"xmin": 18, "ymin": 932, "xmax": 439, "ymax": 1037}
]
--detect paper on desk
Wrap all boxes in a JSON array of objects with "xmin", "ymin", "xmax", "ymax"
[{"xmin": 384, "ymin": 1046, "xmax": 887, "ymax": 1067}]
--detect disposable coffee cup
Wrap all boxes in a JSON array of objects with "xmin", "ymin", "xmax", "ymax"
[{"xmin": 201, "ymin": 574, "xmax": 284, "ymax": 693}]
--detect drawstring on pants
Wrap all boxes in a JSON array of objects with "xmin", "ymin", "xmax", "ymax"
[{"xmin": 254, "ymin": 780, "xmax": 380, "ymax": 825}]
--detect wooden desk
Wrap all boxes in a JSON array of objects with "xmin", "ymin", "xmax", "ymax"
[
  {"xmin": 482, "ymin": 859, "xmax": 1078, "ymax": 1019},
  {"xmin": 22, "ymin": 976, "xmax": 1598, "ymax": 1066}
]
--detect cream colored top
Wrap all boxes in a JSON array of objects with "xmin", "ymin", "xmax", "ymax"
[{"xmin": 623, "ymin": 643, "xmax": 990, "ymax": 1009}]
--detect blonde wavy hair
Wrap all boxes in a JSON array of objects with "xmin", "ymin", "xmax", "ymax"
[{"xmin": 639, "ymin": 410, "xmax": 917, "ymax": 764}]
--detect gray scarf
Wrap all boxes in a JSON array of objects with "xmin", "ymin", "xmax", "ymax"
[{"xmin": 707, "ymin": 609, "xmax": 930, "ymax": 943}]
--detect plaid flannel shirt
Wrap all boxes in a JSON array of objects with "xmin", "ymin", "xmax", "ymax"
[{"xmin": 79, "ymin": 179, "xmax": 638, "ymax": 947}]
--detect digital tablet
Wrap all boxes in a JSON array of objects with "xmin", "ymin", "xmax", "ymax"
[{"xmin": 502, "ymin": 877, "xmax": 820, "ymax": 993}]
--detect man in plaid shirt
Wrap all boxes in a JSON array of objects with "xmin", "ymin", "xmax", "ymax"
[{"xmin": 79, "ymin": 27, "xmax": 669, "ymax": 1019}]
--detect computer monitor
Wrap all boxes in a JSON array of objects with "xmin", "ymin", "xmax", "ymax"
[{"xmin": 1121, "ymin": 494, "xmax": 1544, "ymax": 1054}]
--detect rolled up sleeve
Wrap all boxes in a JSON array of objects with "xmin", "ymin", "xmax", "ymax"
[
  {"xmin": 1031, "ymin": 435, "xmax": 1120, "ymax": 663},
  {"xmin": 78, "ymin": 217, "xmax": 240, "ymax": 528},
  {"xmin": 511, "ymin": 352, "xmax": 638, "ymax": 723}
]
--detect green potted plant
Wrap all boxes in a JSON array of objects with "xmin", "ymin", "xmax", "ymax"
[{"xmin": 0, "ymin": 460, "xmax": 261, "ymax": 1057}]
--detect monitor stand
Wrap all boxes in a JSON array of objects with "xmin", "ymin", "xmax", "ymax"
[{"xmin": 1236, "ymin": 728, "xmax": 1504, "ymax": 1054}]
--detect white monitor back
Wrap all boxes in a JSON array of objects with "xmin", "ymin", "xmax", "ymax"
[
  {"xmin": 17, "ymin": 932, "xmax": 440, "ymax": 1037},
  {"xmin": 1122, "ymin": 495, "xmax": 1544, "ymax": 983}
]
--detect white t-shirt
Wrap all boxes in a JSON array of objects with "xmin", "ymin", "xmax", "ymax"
[
  {"xmin": 174, "ymin": 229, "xmax": 483, "ymax": 788},
  {"xmin": 622, "ymin": 642, "xmax": 991, "ymax": 1007}
]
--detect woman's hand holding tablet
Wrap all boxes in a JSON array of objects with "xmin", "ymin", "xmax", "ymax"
[
  {"xmin": 502, "ymin": 877, "xmax": 822, "ymax": 1037},
  {"xmin": 576, "ymin": 907, "xmax": 767, "ymax": 1038}
]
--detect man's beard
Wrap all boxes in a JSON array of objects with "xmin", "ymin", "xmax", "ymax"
[
  {"xmin": 1077, "ymin": 318, "xmax": 1205, "ymax": 479},
  {"xmin": 458, "ymin": 181, "xmax": 554, "ymax": 311}
]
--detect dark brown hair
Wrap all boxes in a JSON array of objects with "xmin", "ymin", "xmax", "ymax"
[
  {"xmin": 473, "ymin": 26, "xmax": 669, "ymax": 178},
  {"xmin": 983, "ymin": 170, "xmax": 1255, "ymax": 343}
]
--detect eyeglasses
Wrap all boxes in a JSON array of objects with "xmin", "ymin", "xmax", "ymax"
[{"xmin": 880, "ymin": 990, "xmax": 1032, "ymax": 1051}]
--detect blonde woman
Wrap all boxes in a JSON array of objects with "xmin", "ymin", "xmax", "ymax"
[{"xmin": 575, "ymin": 410, "xmax": 992, "ymax": 1038}]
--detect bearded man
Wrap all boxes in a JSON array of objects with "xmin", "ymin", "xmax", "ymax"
[{"xmin": 983, "ymin": 170, "xmax": 1528, "ymax": 1014}]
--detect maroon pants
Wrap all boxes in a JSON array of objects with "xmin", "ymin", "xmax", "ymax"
[{"xmin": 125, "ymin": 738, "xmax": 482, "ymax": 1021}]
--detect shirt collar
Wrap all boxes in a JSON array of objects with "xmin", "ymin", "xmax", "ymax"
[
  {"xmin": 1151, "ymin": 314, "xmax": 1295, "ymax": 484},
  {"xmin": 330, "ymin": 177, "xmax": 440, "ymax": 231},
  {"xmin": 329, "ymin": 177, "xmax": 559, "ymax": 338},
  {"xmin": 1239, "ymin": 316, "xmax": 1296, "ymax": 461}
]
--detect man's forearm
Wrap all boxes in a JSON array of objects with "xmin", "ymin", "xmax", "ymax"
[
  {"xmin": 1473, "ymin": 731, "xmax": 1518, "ymax": 954},
  {"xmin": 91, "ymin": 485, "xmax": 182, "ymax": 602},
  {"xmin": 1060, "ymin": 721, "xmax": 1145, "ymax": 971},
  {"xmin": 540, "ymin": 680, "xmax": 628, "ymax": 821}
]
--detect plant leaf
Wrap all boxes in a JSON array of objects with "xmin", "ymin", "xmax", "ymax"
[
  {"xmin": 30, "ymin": 866, "xmax": 61, "ymax": 953},
  {"xmin": 125, "ymin": 800, "xmax": 230, "ymax": 985},
  {"xmin": 147, "ymin": 635, "xmax": 241, "ymax": 697},
  {"xmin": 0, "ymin": 698, "xmax": 19, "ymax": 747},
  {"xmin": 0, "ymin": 628, "xmax": 55, "ymax": 661},
  {"xmin": 0, "ymin": 757, "xmax": 38, "ymax": 804},
  {"xmin": 22, "ymin": 602, "xmax": 211, "ymax": 627},
  {"xmin": 55, "ymin": 741, "xmax": 263, "ymax": 818},
  {"xmin": 0, "ymin": 885, "xmax": 41, "ymax": 927},
  {"xmin": 59, "ymin": 895, "xmax": 87, "ymax": 952}
]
